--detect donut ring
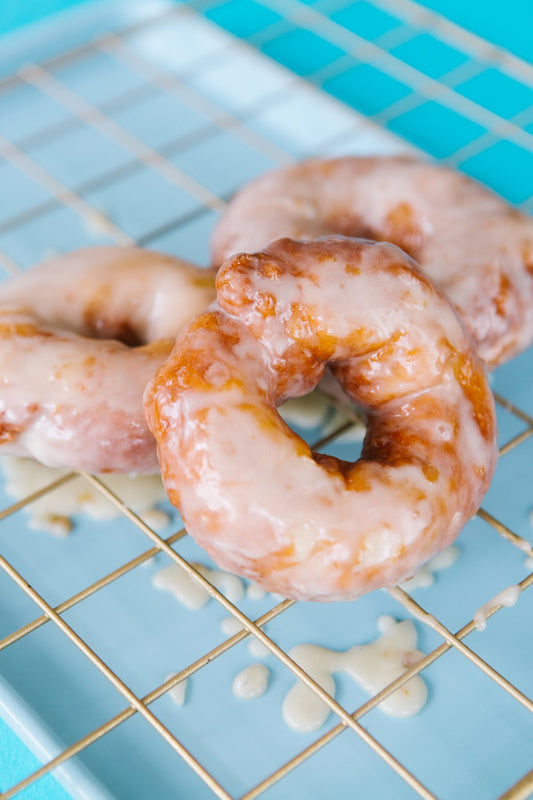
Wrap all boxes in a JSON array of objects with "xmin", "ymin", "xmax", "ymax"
[
  {"xmin": 211, "ymin": 156, "xmax": 533, "ymax": 369},
  {"xmin": 145, "ymin": 238, "xmax": 498, "ymax": 601},
  {"xmin": 0, "ymin": 247, "xmax": 216, "ymax": 473}
]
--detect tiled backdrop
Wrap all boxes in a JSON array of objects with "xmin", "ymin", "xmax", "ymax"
[{"xmin": 0, "ymin": 2, "xmax": 532, "ymax": 800}]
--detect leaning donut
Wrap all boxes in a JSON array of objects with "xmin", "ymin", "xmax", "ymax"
[
  {"xmin": 145, "ymin": 237, "xmax": 498, "ymax": 601},
  {"xmin": 0, "ymin": 246, "xmax": 216, "ymax": 473},
  {"xmin": 211, "ymin": 156, "xmax": 533, "ymax": 369}
]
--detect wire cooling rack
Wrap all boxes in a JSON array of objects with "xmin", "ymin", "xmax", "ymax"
[{"xmin": 0, "ymin": 1, "xmax": 532, "ymax": 799}]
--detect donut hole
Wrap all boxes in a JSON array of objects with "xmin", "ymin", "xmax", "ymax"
[
  {"xmin": 82, "ymin": 313, "xmax": 146, "ymax": 348},
  {"xmin": 278, "ymin": 379, "xmax": 368, "ymax": 463}
]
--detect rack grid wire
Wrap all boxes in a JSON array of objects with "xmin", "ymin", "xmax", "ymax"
[{"xmin": 0, "ymin": 1, "xmax": 532, "ymax": 799}]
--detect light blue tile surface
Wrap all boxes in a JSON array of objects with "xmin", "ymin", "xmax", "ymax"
[
  {"xmin": 0, "ymin": 0, "xmax": 170, "ymax": 78},
  {"xmin": 84, "ymin": 166, "xmax": 201, "ymax": 240},
  {"xmin": 247, "ymin": 84, "xmax": 358, "ymax": 156},
  {"xmin": 50, "ymin": 50, "xmax": 148, "ymax": 106},
  {"xmin": 0, "ymin": 83, "xmax": 71, "ymax": 143},
  {"xmin": 188, "ymin": 47, "xmax": 293, "ymax": 113},
  {"xmin": 0, "ymin": 205, "xmax": 113, "ymax": 268},
  {"xmin": 168, "ymin": 129, "xmax": 278, "ymax": 196},
  {"xmin": 26, "ymin": 124, "xmax": 134, "ymax": 189},
  {"xmin": 366, "ymin": 643, "xmax": 532, "ymax": 799},
  {"xmin": 0, "ymin": 162, "xmax": 52, "ymax": 224},
  {"xmin": 149, "ymin": 209, "xmax": 220, "ymax": 265},
  {"xmin": 124, "ymin": 12, "xmax": 234, "ymax": 75},
  {"xmin": 107, "ymin": 89, "xmax": 211, "ymax": 150}
]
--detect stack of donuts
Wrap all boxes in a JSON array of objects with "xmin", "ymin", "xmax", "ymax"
[{"xmin": 3, "ymin": 156, "xmax": 533, "ymax": 601}]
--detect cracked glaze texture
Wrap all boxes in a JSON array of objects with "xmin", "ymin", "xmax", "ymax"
[
  {"xmin": 212, "ymin": 156, "xmax": 533, "ymax": 369},
  {"xmin": 145, "ymin": 238, "xmax": 498, "ymax": 601},
  {"xmin": 0, "ymin": 247, "xmax": 216, "ymax": 473}
]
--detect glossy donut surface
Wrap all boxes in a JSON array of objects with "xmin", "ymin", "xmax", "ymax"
[
  {"xmin": 146, "ymin": 238, "xmax": 498, "ymax": 601},
  {"xmin": 212, "ymin": 156, "xmax": 533, "ymax": 368}
]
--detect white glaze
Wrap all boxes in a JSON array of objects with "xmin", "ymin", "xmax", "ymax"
[
  {"xmin": 165, "ymin": 672, "xmax": 188, "ymax": 706},
  {"xmin": 232, "ymin": 663, "xmax": 270, "ymax": 700},
  {"xmin": 139, "ymin": 509, "xmax": 172, "ymax": 532},
  {"xmin": 221, "ymin": 616, "xmax": 244, "ymax": 637},
  {"xmin": 146, "ymin": 237, "xmax": 498, "ymax": 601},
  {"xmin": 212, "ymin": 156, "xmax": 533, "ymax": 369},
  {"xmin": 248, "ymin": 638, "xmax": 270, "ymax": 660},
  {"xmin": 247, "ymin": 582, "xmax": 267, "ymax": 600},
  {"xmin": 473, "ymin": 585, "xmax": 521, "ymax": 631},
  {"xmin": 400, "ymin": 545, "xmax": 460, "ymax": 591},
  {"xmin": 219, "ymin": 617, "xmax": 271, "ymax": 658},
  {"xmin": 282, "ymin": 615, "xmax": 427, "ymax": 732},
  {"xmin": 0, "ymin": 455, "xmax": 169, "ymax": 535},
  {"xmin": 153, "ymin": 562, "xmax": 244, "ymax": 610}
]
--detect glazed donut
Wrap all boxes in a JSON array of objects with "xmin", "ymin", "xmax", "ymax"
[
  {"xmin": 0, "ymin": 246, "xmax": 216, "ymax": 473},
  {"xmin": 211, "ymin": 156, "xmax": 533, "ymax": 369},
  {"xmin": 145, "ymin": 238, "xmax": 498, "ymax": 601}
]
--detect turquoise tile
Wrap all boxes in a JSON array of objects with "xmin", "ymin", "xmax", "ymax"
[
  {"xmin": 409, "ymin": 0, "xmax": 533, "ymax": 64},
  {"xmin": 323, "ymin": 62, "xmax": 411, "ymax": 115},
  {"xmin": 459, "ymin": 140, "xmax": 533, "ymax": 204},
  {"xmin": 205, "ymin": 0, "xmax": 282, "ymax": 38},
  {"xmin": 455, "ymin": 68, "xmax": 533, "ymax": 120},
  {"xmin": 0, "ymin": 0, "xmax": 91, "ymax": 36},
  {"xmin": 0, "ymin": 717, "xmax": 72, "ymax": 800},
  {"xmin": 330, "ymin": 0, "xmax": 402, "ymax": 40},
  {"xmin": 297, "ymin": 0, "xmax": 337, "ymax": 4},
  {"xmin": 390, "ymin": 32, "xmax": 470, "ymax": 79},
  {"xmin": 261, "ymin": 28, "xmax": 345, "ymax": 76},
  {"xmin": 387, "ymin": 101, "xmax": 485, "ymax": 158}
]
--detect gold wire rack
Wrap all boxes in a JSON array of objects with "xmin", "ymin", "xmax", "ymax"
[{"xmin": 0, "ymin": 2, "xmax": 532, "ymax": 799}]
